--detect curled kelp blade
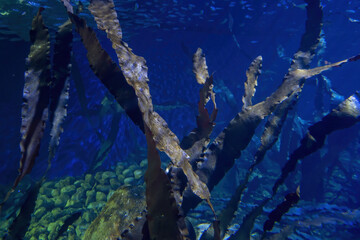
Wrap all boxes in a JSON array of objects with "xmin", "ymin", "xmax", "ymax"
[
  {"xmin": 60, "ymin": 1, "xmax": 144, "ymax": 132},
  {"xmin": 47, "ymin": 19, "xmax": 73, "ymax": 175},
  {"xmin": 263, "ymin": 187, "xmax": 300, "ymax": 233},
  {"xmin": 181, "ymin": 48, "xmax": 217, "ymax": 154},
  {"xmin": 85, "ymin": 0, "xmax": 211, "ymax": 203},
  {"xmin": 145, "ymin": 125, "xmax": 188, "ymax": 240},
  {"xmin": 272, "ymin": 92, "xmax": 360, "ymax": 194},
  {"xmin": 228, "ymin": 199, "xmax": 270, "ymax": 240},
  {"xmin": 193, "ymin": 48, "xmax": 209, "ymax": 85},
  {"xmin": 1, "ymin": 8, "xmax": 51, "ymax": 211},
  {"xmin": 242, "ymin": 55, "xmax": 262, "ymax": 110}
]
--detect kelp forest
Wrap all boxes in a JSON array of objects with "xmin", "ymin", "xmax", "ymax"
[{"xmin": 0, "ymin": 0, "xmax": 360, "ymax": 239}]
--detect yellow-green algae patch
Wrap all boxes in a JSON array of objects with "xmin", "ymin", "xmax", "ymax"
[{"xmin": 83, "ymin": 186, "xmax": 146, "ymax": 240}]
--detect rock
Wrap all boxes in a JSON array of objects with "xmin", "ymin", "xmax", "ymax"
[
  {"xmin": 109, "ymin": 178, "xmax": 121, "ymax": 190},
  {"xmin": 60, "ymin": 185, "xmax": 76, "ymax": 195},
  {"xmin": 107, "ymin": 190, "xmax": 115, "ymax": 201},
  {"xmin": 42, "ymin": 181, "xmax": 54, "ymax": 189},
  {"xmin": 102, "ymin": 171, "xmax": 116, "ymax": 180},
  {"xmin": 38, "ymin": 233, "xmax": 47, "ymax": 240},
  {"xmin": 74, "ymin": 180, "xmax": 84, "ymax": 188},
  {"xmin": 37, "ymin": 195, "xmax": 54, "ymax": 208},
  {"xmin": 47, "ymin": 222, "xmax": 59, "ymax": 234},
  {"xmin": 95, "ymin": 184, "xmax": 111, "ymax": 193},
  {"xmin": 117, "ymin": 175, "xmax": 125, "ymax": 183},
  {"xmin": 75, "ymin": 223, "xmax": 90, "ymax": 238},
  {"xmin": 41, "ymin": 212, "xmax": 54, "ymax": 223},
  {"xmin": 85, "ymin": 174, "xmax": 95, "ymax": 185},
  {"xmin": 83, "ymin": 186, "xmax": 146, "ymax": 240},
  {"xmin": 140, "ymin": 159, "xmax": 148, "ymax": 168},
  {"xmin": 72, "ymin": 188, "xmax": 86, "ymax": 202},
  {"xmin": 87, "ymin": 201, "xmax": 106, "ymax": 210},
  {"xmin": 82, "ymin": 210, "xmax": 97, "ymax": 223},
  {"xmin": 50, "ymin": 208, "xmax": 63, "ymax": 219},
  {"xmin": 34, "ymin": 207, "xmax": 47, "ymax": 219},
  {"xmin": 94, "ymin": 172, "xmax": 102, "ymax": 183},
  {"xmin": 124, "ymin": 177, "xmax": 135, "ymax": 185},
  {"xmin": 81, "ymin": 182, "xmax": 92, "ymax": 191},
  {"xmin": 54, "ymin": 196, "xmax": 67, "ymax": 208},
  {"xmin": 85, "ymin": 190, "xmax": 96, "ymax": 205},
  {"xmin": 128, "ymin": 164, "xmax": 138, "ymax": 171},
  {"xmin": 115, "ymin": 165, "xmax": 124, "ymax": 176},
  {"xmin": 65, "ymin": 199, "xmax": 83, "ymax": 208},
  {"xmin": 67, "ymin": 225, "xmax": 76, "ymax": 240},
  {"xmin": 122, "ymin": 168, "xmax": 132, "ymax": 178},
  {"xmin": 133, "ymin": 169, "xmax": 143, "ymax": 180},
  {"xmin": 96, "ymin": 192, "xmax": 107, "ymax": 202},
  {"xmin": 55, "ymin": 177, "xmax": 75, "ymax": 189},
  {"xmin": 39, "ymin": 186, "xmax": 52, "ymax": 198},
  {"xmin": 51, "ymin": 189, "xmax": 60, "ymax": 198}
]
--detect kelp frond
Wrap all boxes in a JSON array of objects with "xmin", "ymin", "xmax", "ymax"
[
  {"xmin": 84, "ymin": 0, "xmax": 212, "ymax": 203},
  {"xmin": 272, "ymin": 92, "xmax": 360, "ymax": 194},
  {"xmin": 242, "ymin": 56, "xmax": 262, "ymax": 110},
  {"xmin": 1, "ymin": 8, "xmax": 51, "ymax": 210}
]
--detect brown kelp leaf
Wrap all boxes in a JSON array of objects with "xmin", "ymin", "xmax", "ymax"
[
  {"xmin": 47, "ymin": 19, "xmax": 72, "ymax": 173},
  {"xmin": 1, "ymin": 9, "xmax": 51, "ymax": 210},
  {"xmin": 86, "ymin": 0, "xmax": 211, "ymax": 201},
  {"xmin": 89, "ymin": 110, "xmax": 121, "ymax": 172},
  {"xmin": 181, "ymin": 49, "xmax": 217, "ymax": 153},
  {"xmin": 60, "ymin": 10, "xmax": 144, "ymax": 131},
  {"xmin": 144, "ymin": 125, "xmax": 188, "ymax": 240},
  {"xmin": 263, "ymin": 187, "xmax": 300, "ymax": 232},
  {"xmin": 199, "ymin": 220, "xmax": 221, "ymax": 240},
  {"xmin": 60, "ymin": 0, "xmax": 74, "ymax": 14},
  {"xmin": 180, "ymin": 0, "xmax": 323, "ymax": 213},
  {"xmin": 7, "ymin": 180, "xmax": 43, "ymax": 240},
  {"xmin": 227, "ymin": 199, "xmax": 270, "ymax": 240},
  {"xmin": 180, "ymin": 75, "xmax": 217, "ymax": 154},
  {"xmin": 272, "ymin": 92, "xmax": 360, "ymax": 194},
  {"xmin": 193, "ymin": 48, "xmax": 210, "ymax": 84},
  {"xmin": 242, "ymin": 56, "xmax": 262, "ymax": 110}
]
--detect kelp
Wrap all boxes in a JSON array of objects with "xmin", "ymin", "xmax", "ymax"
[
  {"xmin": 47, "ymin": 19, "xmax": 73, "ymax": 174},
  {"xmin": 60, "ymin": 1, "xmax": 144, "ymax": 132},
  {"xmin": 198, "ymin": 220, "xmax": 221, "ymax": 240},
  {"xmin": 181, "ymin": 48, "xmax": 217, "ymax": 154},
  {"xmin": 263, "ymin": 187, "xmax": 300, "ymax": 233},
  {"xmin": 0, "ymin": 8, "xmax": 51, "ymax": 210},
  {"xmin": 180, "ymin": 0, "xmax": 360, "ymax": 214},
  {"xmin": 272, "ymin": 92, "xmax": 360, "ymax": 194},
  {"xmin": 82, "ymin": 0, "xmax": 212, "ymax": 204},
  {"xmin": 192, "ymin": 48, "xmax": 210, "ymax": 85},
  {"xmin": 214, "ymin": 56, "xmax": 263, "ymax": 238},
  {"xmin": 144, "ymin": 125, "xmax": 188, "ymax": 240},
  {"xmin": 54, "ymin": 211, "xmax": 82, "ymax": 240},
  {"xmin": 242, "ymin": 56, "xmax": 262, "ymax": 110},
  {"xmin": 227, "ymin": 199, "xmax": 270, "ymax": 240},
  {"xmin": 5, "ymin": 180, "xmax": 42, "ymax": 240},
  {"xmin": 88, "ymin": 108, "xmax": 121, "ymax": 172}
]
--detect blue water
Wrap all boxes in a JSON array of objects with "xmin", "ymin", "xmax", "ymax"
[{"xmin": 0, "ymin": 0, "xmax": 359, "ymax": 239}]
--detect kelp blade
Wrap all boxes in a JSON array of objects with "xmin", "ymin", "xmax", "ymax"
[{"xmin": 86, "ymin": 0, "xmax": 211, "ymax": 202}]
